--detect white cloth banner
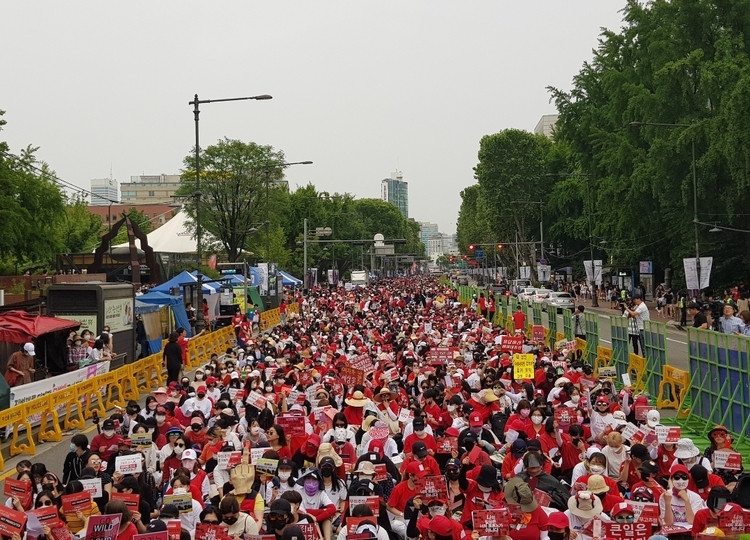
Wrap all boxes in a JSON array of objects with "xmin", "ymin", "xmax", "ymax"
[{"xmin": 683, "ymin": 257, "xmax": 712, "ymax": 290}]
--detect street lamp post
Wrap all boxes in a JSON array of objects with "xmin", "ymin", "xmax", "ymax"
[
  {"xmin": 189, "ymin": 93, "xmax": 272, "ymax": 333},
  {"xmin": 629, "ymin": 121, "xmax": 699, "ymax": 293}
]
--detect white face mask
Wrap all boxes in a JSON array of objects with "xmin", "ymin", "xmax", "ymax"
[
  {"xmin": 250, "ymin": 426, "xmax": 260, "ymax": 436},
  {"xmin": 589, "ymin": 465, "xmax": 605, "ymax": 475},
  {"xmin": 155, "ymin": 415, "xmax": 166, "ymax": 422},
  {"xmin": 571, "ymin": 395, "xmax": 580, "ymax": 403},
  {"xmin": 174, "ymin": 446, "xmax": 184, "ymax": 456},
  {"xmin": 531, "ymin": 416, "xmax": 543, "ymax": 425},
  {"xmin": 278, "ymin": 471, "xmax": 291, "ymax": 481},
  {"xmin": 195, "ymin": 374, "xmax": 203, "ymax": 380},
  {"xmin": 182, "ymin": 459, "xmax": 196, "ymax": 469},
  {"xmin": 173, "ymin": 487, "xmax": 187, "ymax": 495},
  {"xmin": 672, "ymin": 479, "xmax": 689, "ymax": 490},
  {"xmin": 103, "ymin": 430, "xmax": 115, "ymax": 437},
  {"xmin": 334, "ymin": 427, "xmax": 347, "ymax": 442},
  {"xmin": 478, "ymin": 484, "xmax": 493, "ymax": 493},
  {"xmin": 429, "ymin": 506, "xmax": 446, "ymax": 516}
]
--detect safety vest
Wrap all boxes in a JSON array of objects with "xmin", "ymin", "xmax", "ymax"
[
  {"xmin": 678, "ymin": 298, "xmax": 685, "ymax": 308},
  {"xmin": 621, "ymin": 290, "xmax": 627, "ymax": 299}
]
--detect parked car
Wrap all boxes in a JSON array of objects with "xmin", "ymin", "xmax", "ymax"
[
  {"xmin": 543, "ymin": 292, "xmax": 576, "ymax": 313},
  {"xmin": 457, "ymin": 275, "xmax": 469, "ymax": 285},
  {"xmin": 511, "ymin": 279, "xmax": 533, "ymax": 295},
  {"xmin": 517, "ymin": 288, "xmax": 538, "ymax": 302},
  {"xmin": 533, "ymin": 289, "xmax": 551, "ymax": 303}
]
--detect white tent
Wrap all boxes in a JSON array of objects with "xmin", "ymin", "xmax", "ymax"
[{"xmin": 113, "ymin": 209, "xmax": 205, "ymax": 253}]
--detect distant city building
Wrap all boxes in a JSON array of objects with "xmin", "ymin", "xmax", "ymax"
[
  {"xmin": 90, "ymin": 178, "xmax": 119, "ymax": 206},
  {"xmin": 380, "ymin": 171, "xmax": 409, "ymax": 218},
  {"xmin": 120, "ymin": 174, "xmax": 182, "ymax": 204},
  {"xmin": 534, "ymin": 114, "xmax": 559, "ymax": 138},
  {"xmin": 87, "ymin": 203, "xmax": 177, "ymax": 229},
  {"xmin": 419, "ymin": 222, "xmax": 439, "ymax": 245},
  {"xmin": 427, "ymin": 232, "xmax": 459, "ymax": 261}
]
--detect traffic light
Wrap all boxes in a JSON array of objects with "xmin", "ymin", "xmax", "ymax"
[{"xmin": 468, "ymin": 244, "xmax": 475, "ymax": 251}]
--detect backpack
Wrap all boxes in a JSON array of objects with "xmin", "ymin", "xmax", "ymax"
[
  {"xmin": 732, "ymin": 473, "xmax": 750, "ymax": 509},
  {"xmin": 490, "ymin": 409, "xmax": 509, "ymax": 442}
]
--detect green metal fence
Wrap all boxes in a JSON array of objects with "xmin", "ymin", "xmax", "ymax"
[
  {"xmin": 547, "ymin": 308, "xmax": 558, "ymax": 349},
  {"xmin": 521, "ymin": 300, "xmax": 530, "ymax": 322},
  {"xmin": 563, "ymin": 309, "xmax": 573, "ymax": 341},
  {"xmin": 610, "ymin": 316, "xmax": 630, "ymax": 378},
  {"xmin": 500, "ymin": 296, "xmax": 509, "ymax": 323},
  {"xmin": 584, "ymin": 312, "xmax": 599, "ymax": 365},
  {"xmin": 642, "ymin": 320, "xmax": 668, "ymax": 398},
  {"xmin": 532, "ymin": 302, "xmax": 543, "ymax": 325}
]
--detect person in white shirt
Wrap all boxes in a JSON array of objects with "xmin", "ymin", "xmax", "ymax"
[
  {"xmin": 659, "ymin": 465, "xmax": 705, "ymax": 529},
  {"xmin": 624, "ymin": 295, "xmax": 650, "ymax": 356},
  {"xmin": 180, "ymin": 385, "xmax": 212, "ymax": 418},
  {"xmin": 588, "ymin": 394, "xmax": 618, "ymax": 443}
]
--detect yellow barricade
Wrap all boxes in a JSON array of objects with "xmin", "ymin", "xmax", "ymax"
[
  {"xmin": 658, "ymin": 365, "xmax": 690, "ymax": 412},
  {"xmin": 15, "ymin": 397, "xmax": 48, "ymax": 455},
  {"xmin": 575, "ymin": 337, "xmax": 588, "ymax": 362},
  {"xmin": 119, "ymin": 365, "xmax": 140, "ymax": 402},
  {"xmin": 593, "ymin": 346, "xmax": 614, "ymax": 378},
  {"xmin": 260, "ymin": 308, "xmax": 281, "ymax": 331},
  {"xmin": 38, "ymin": 393, "xmax": 63, "ymax": 444},
  {"xmin": 98, "ymin": 371, "xmax": 124, "ymax": 410},
  {"xmin": 0, "ymin": 406, "xmax": 24, "ymax": 469},
  {"xmin": 627, "ymin": 353, "xmax": 648, "ymax": 393},
  {"xmin": 288, "ymin": 302, "xmax": 300, "ymax": 314},
  {"xmin": 74, "ymin": 378, "xmax": 106, "ymax": 424},
  {"xmin": 506, "ymin": 316, "xmax": 514, "ymax": 331}
]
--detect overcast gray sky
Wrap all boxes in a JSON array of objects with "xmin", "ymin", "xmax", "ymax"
[{"xmin": 1, "ymin": 1, "xmax": 624, "ymax": 235}]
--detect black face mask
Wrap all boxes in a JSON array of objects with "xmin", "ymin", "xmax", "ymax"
[
  {"xmin": 191, "ymin": 425, "xmax": 202, "ymax": 432},
  {"xmin": 223, "ymin": 517, "xmax": 238, "ymax": 525},
  {"xmin": 267, "ymin": 517, "xmax": 287, "ymax": 530},
  {"xmin": 640, "ymin": 472, "xmax": 652, "ymax": 482},
  {"xmin": 548, "ymin": 532, "xmax": 565, "ymax": 540},
  {"xmin": 42, "ymin": 483, "xmax": 54, "ymax": 492},
  {"xmin": 463, "ymin": 441, "xmax": 475, "ymax": 452},
  {"xmin": 446, "ymin": 471, "xmax": 460, "ymax": 481},
  {"xmin": 320, "ymin": 468, "xmax": 333, "ymax": 478},
  {"xmin": 197, "ymin": 393, "xmax": 206, "ymax": 399}
]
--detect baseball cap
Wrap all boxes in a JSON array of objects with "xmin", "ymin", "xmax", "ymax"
[
  {"xmin": 412, "ymin": 417, "xmax": 426, "ymax": 431},
  {"xmin": 412, "ymin": 441, "xmax": 428, "ymax": 458},
  {"xmin": 269, "ymin": 498, "xmax": 292, "ymax": 515},
  {"xmin": 547, "ymin": 512, "xmax": 569, "ymax": 529},
  {"xmin": 160, "ymin": 504, "xmax": 179, "ymax": 519},
  {"xmin": 469, "ymin": 412, "xmax": 484, "ymax": 427},
  {"xmin": 405, "ymin": 461, "xmax": 428, "ymax": 478},
  {"xmin": 146, "ymin": 520, "xmax": 167, "ymax": 532},
  {"xmin": 611, "ymin": 502, "xmax": 634, "ymax": 517},
  {"xmin": 113, "ymin": 476, "xmax": 139, "ymax": 492},
  {"xmin": 181, "ymin": 449, "xmax": 197, "ymax": 461},
  {"xmin": 102, "ymin": 419, "xmax": 115, "ymax": 430},
  {"xmin": 23, "ymin": 343, "xmax": 35, "ymax": 356}
]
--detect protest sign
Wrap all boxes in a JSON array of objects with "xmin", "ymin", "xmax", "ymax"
[
  {"xmin": 85, "ymin": 514, "xmax": 121, "ymax": 540},
  {"xmin": 714, "ymin": 450, "xmax": 743, "ymax": 471},
  {"xmin": 373, "ymin": 463, "xmax": 388, "ymax": 483},
  {"xmin": 413, "ymin": 476, "xmax": 448, "ymax": 500},
  {"xmin": 350, "ymin": 354, "xmax": 375, "ymax": 373},
  {"xmin": 194, "ymin": 523, "xmax": 231, "ymax": 540},
  {"xmin": 349, "ymin": 496, "xmax": 380, "ymax": 516},
  {"xmin": 472, "ymin": 509, "xmax": 510, "ymax": 537},
  {"xmin": 512, "ymin": 353, "xmax": 535, "ymax": 379},
  {"xmin": 111, "ymin": 492, "xmax": 140, "ymax": 511},
  {"xmin": 216, "ymin": 451, "xmax": 242, "ymax": 469},
  {"xmin": 3, "ymin": 478, "xmax": 31, "ymax": 508},
  {"xmin": 398, "ymin": 408, "xmax": 414, "ymax": 423},
  {"xmin": 245, "ymin": 391, "xmax": 267, "ymax": 410},
  {"xmin": 629, "ymin": 501, "xmax": 660, "ymax": 525},
  {"xmin": 131, "ymin": 434, "xmax": 153, "ymax": 451},
  {"xmin": 30, "ymin": 505, "xmax": 62, "ymax": 528},
  {"xmin": 115, "ymin": 454, "xmax": 143, "ymax": 474},
  {"xmin": 61, "ymin": 493, "xmax": 92, "ymax": 514},
  {"xmin": 635, "ymin": 405, "xmax": 654, "ymax": 423},
  {"xmin": 276, "ymin": 415, "xmax": 306, "ymax": 437},
  {"xmin": 603, "ymin": 522, "xmax": 650, "ymax": 540},
  {"xmin": 340, "ymin": 366, "xmax": 365, "ymax": 386},
  {"xmin": 719, "ymin": 505, "xmax": 749, "ymax": 534},
  {"xmin": 436, "ymin": 436, "xmax": 458, "ymax": 454},
  {"xmin": 255, "ymin": 458, "xmax": 279, "ymax": 475},
  {"xmin": 598, "ymin": 367, "xmax": 617, "ymax": 378},
  {"xmin": 428, "ymin": 348, "xmax": 452, "ymax": 365},
  {"xmin": 0, "ymin": 506, "xmax": 28, "ymax": 537},
  {"xmin": 163, "ymin": 493, "xmax": 194, "ymax": 514},
  {"xmin": 532, "ymin": 325, "xmax": 546, "ymax": 341},
  {"xmin": 249, "ymin": 447, "xmax": 267, "ymax": 464},
  {"xmin": 134, "ymin": 533, "xmax": 169, "ymax": 540},
  {"xmin": 554, "ymin": 407, "xmax": 577, "ymax": 431},
  {"xmin": 655, "ymin": 426, "xmax": 681, "ymax": 444},
  {"xmin": 533, "ymin": 489, "xmax": 551, "ymax": 508},
  {"xmin": 167, "ymin": 520, "xmax": 182, "ymax": 540},
  {"xmin": 80, "ymin": 477, "xmax": 103, "ymax": 498},
  {"xmin": 502, "ymin": 337, "xmax": 524, "ymax": 354}
]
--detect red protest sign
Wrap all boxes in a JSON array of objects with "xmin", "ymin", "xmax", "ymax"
[
  {"xmin": 373, "ymin": 463, "xmax": 388, "ymax": 483},
  {"xmin": 350, "ymin": 354, "xmax": 375, "ymax": 373},
  {"xmin": 719, "ymin": 505, "xmax": 748, "ymax": 533},
  {"xmin": 85, "ymin": 514, "xmax": 122, "ymax": 540},
  {"xmin": 293, "ymin": 523, "xmax": 317, "ymax": 540},
  {"xmin": 603, "ymin": 522, "xmax": 650, "ymax": 540},
  {"xmin": 413, "ymin": 475, "xmax": 448, "ymax": 500},
  {"xmin": 428, "ymin": 347, "xmax": 452, "ymax": 365},
  {"xmin": 472, "ymin": 509, "xmax": 510, "ymax": 537},
  {"xmin": 348, "ymin": 496, "xmax": 380, "ymax": 516},
  {"xmin": 135, "ymin": 533, "xmax": 169, "ymax": 540},
  {"xmin": 629, "ymin": 501, "xmax": 660, "ymax": 525},
  {"xmin": 61, "ymin": 492, "xmax": 93, "ymax": 514},
  {"xmin": 245, "ymin": 391, "xmax": 267, "ymax": 410},
  {"xmin": 635, "ymin": 405, "xmax": 654, "ymax": 423},
  {"xmin": 30, "ymin": 505, "xmax": 62, "ymax": 528},
  {"xmin": 3, "ymin": 478, "xmax": 32, "ymax": 509},
  {"xmin": 277, "ymin": 415, "xmax": 307, "ymax": 437},
  {"xmin": 436, "ymin": 436, "xmax": 458, "ymax": 454},
  {"xmin": 50, "ymin": 523, "xmax": 73, "ymax": 540},
  {"xmin": 0, "ymin": 506, "xmax": 27, "ymax": 537},
  {"xmin": 111, "ymin": 492, "xmax": 140, "ymax": 511},
  {"xmin": 554, "ymin": 407, "xmax": 577, "ymax": 431},
  {"xmin": 532, "ymin": 325, "xmax": 546, "ymax": 341},
  {"xmin": 167, "ymin": 520, "xmax": 182, "ymax": 540},
  {"xmin": 345, "ymin": 517, "xmax": 380, "ymax": 538},
  {"xmin": 298, "ymin": 370, "xmax": 312, "ymax": 386},
  {"xmin": 194, "ymin": 522, "xmax": 231, "ymax": 540},
  {"xmin": 501, "ymin": 336, "xmax": 524, "ymax": 354},
  {"xmin": 340, "ymin": 366, "xmax": 365, "ymax": 387},
  {"xmin": 533, "ymin": 488, "xmax": 551, "ymax": 508},
  {"xmin": 714, "ymin": 450, "xmax": 743, "ymax": 471}
]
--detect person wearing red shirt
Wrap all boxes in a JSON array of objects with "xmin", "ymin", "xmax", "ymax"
[
  {"xmin": 689, "ymin": 464, "xmax": 726, "ymax": 501},
  {"xmin": 91, "ymin": 419, "xmax": 124, "ymax": 462},
  {"xmin": 512, "ymin": 306, "xmax": 526, "ymax": 332},
  {"xmin": 630, "ymin": 460, "xmax": 663, "ymax": 504},
  {"xmin": 691, "ymin": 487, "xmax": 740, "ymax": 537},
  {"xmin": 618, "ymin": 443, "xmax": 651, "ymax": 491},
  {"xmin": 466, "ymin": 389, "xmax": 501, "ymax": 424},
  {"xmin": 657, "ymin": 442, "xmax": 678, "ymax": 479},
  {"xmin": 504, "ymin": 400, "xmax": 532, "ymax": 433},
  {"xmin": 400, "ymin": 441, "xmax": 441, "ymax": 477},
  {"xmin": 502, "ymin": 440, "xmax": 528, "ymax": 481},
  {"xmin": 387, "ymin": 461, "xmax": 424, "ymax": 518},
  {"xmin": 421, "ymin": 389, "xmax": 443, "ymax": 431},
  {"xmin": 555, "ymin": 424, "xmax": 587, "ymax": 478},
  {"xmin": 176, "ymin": 326, "xmax": 204, "ymax": 366},
  {"xmin": 503, "ymin": 477, "xmax": 549, "ymax": 540},
  {"xmin": 403, "ymin": 417, "xmax": 437, "ymax": 456},
  {"xmin": 461, "ymin": 465, "xmax": 506, "ymax": 529},
  {"xmin": 231, "ymin": 309, "xmax": 243, "ymax": 337}
]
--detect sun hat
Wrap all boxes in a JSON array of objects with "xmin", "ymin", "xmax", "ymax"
[
  {"xmin": 373, "ymin": 387, "xmax": 396, "ymax": 402},
  {"xmin": 504, "ymin": 477, "xmax": 537, "ymax": 512},
  {"xmin": 476, "ymin": 465, "xmax": 500, "ymax": 489},
  {"xmin": 708, "ymin": 425, "xmax": 729, "ymax": 440},
  {"xmin": 353, "ymin": 461, "xmax": 376, "ymax": 476},
  {"xmin": 316, "ymin": 442, "xmax": 343, "ymax": 467},
  {"xmin": 587, "ymin": 474, "xmax": 609, "ymax": 494},
  {"xmin": 674, "ymin": 438, "xmax": 700, "ymax": 460},
  {"xmin": 345, "ymin": 390, "xmax": 368, "ymax": 407},
  {"xmin": 567, "ymin": 491, "xmax": 603, "ymax": 518}
]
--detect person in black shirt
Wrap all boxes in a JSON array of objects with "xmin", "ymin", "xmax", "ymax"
[{"xmin": 688, "ymin": 302, "xmax": 708, "ymax": 329}]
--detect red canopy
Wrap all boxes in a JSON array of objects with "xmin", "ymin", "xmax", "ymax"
[{"xmin": 0, "ymin": 310, "xmax": 80, "ymax": 344}]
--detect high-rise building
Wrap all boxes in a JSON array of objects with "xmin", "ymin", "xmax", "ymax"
[
  {"xmin": 534, "ymin": 114, "xmax": 559, "ymax": 138},
  {"xmin": 120, "ymin": 174, "xmax": 182, "ymax": 204},
  {"xmin": 419, "ymin": 222, "xmax": 439, "ymax": 245},
  {"xmin": 380, "ymin": 171, "xmax": 409, "ymax": 218},
  {"xmin": 90, "ymin": 178, "xmax": 119, "ymax": 206}
]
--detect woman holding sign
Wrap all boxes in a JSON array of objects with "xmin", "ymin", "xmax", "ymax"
[
  {"xmin": 4, "ymin": 470, "xmax": 36, "ymax": 512},
  {"xmin": 704, "ymin": 425, "xmax": 743, "ymax": 489}
]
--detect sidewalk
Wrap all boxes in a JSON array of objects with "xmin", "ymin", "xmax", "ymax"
[{"xmin": 574, "ymin": 296, "xmax": 694, "ymax": 330}]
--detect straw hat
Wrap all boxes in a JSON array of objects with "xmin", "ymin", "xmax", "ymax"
[
  {"xmin": 316, "ymin": 443, "xmax": 343, "ymax": 468},
  {"xmin": 587, "ymin": 474, "xmax": 609, "ymax": 494},
  {"xmin": 567, "ymin": 491, "xmax": 603, "ymax": 519},
  {"xmin": 345, "ymin": 390, "xmax": 368, "ymax": 407},
  {"xmin": 373, "ymin": 387, "xmax": 396, "ymax": 403}
]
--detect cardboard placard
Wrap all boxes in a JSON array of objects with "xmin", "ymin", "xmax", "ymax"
[
  {"xmin": 348, "ymin": 496, "xmax": 380, "ymax": 516},
  {"xmin": 714, "ymin": 450, "xmax": 743, "ymax": 471},
  {"xmin": 350, "ymin": 354, "xmax": 375, "ymax": 373},
  {"xmin": 621, "ymin": 373, "xmax": 632, "ymax": 387},
  {"xmin": 503, "ymin": 337, "xmax": 524, "ymax": 354},
  {"xmin": 472, "ymin": 509, "xmax": 510, "ymax": 537},
  {"xmin": 292, "ymin": 523, "xmax": 317, "ymax": 540},
  {"xmin": 249, "ymin": 446, "xmax": 267, "ymax": 464},
  {"xmin": 655, "ymin": 425, "xmax": 681, "ymax": 444},
  {"xmin": 436, "ymin": 436, "xmax": 458, "ymax": 454},
  {"xmin": 61, "ymin": 492, "xmax": 93, "ymax": 514},
  {"xmin": 427, "ymin": 347, "xmax": 452, "ymax": 365},
  {"xmin": 0, "ymin": 506, "xmax": 28, "ymax": 537},
  {"xmin": 30, "ymin": 505, "xmax": 62, "ymax": 528},
  {"xmin": 131, "ymin": 433, "xmax": 153, "ymax": 451},
  {"xmin": 276, "ymin": 415, "xmax": 307, "ymax": 437},
  {"xmin": 163, "ymin": 493, "xmax": 194, "ymax": 514},
  {"xmin": 413, "ymin": 475, "xmax": 448, "ymax": 500},
  {"xmin": 111, "ymin": 492, "xmax": 140, "ymax": 511},
  {"xmin": 635, "ymin": 405, "xmax": 654, "ymax": 423},
  {"xmin": 512, "ymin": 353, "xmax": 535, "ymax": 379},
  {"xmin": 80, "ymin": 477, "xmax": 103, "ymax": 498},
  {"xmin": 533, "ymin": 488, "xmax": 551, "ymax": 508},
  {"xmin": 194, "ymin": 522, "xmax": 231, "ymax": 540},
  {"xmin": 554, "ymin": 407, "xmax": 577, "ymax": 431},
  {"xmin": 3, "ymin": 478, "xmax": 32, "ymax": 509},
  {"xmin": 603, "ymin": 522, "xmax": 651, "ymax": 540},
  {"xmin": 50, "ymin": 523, "xmax": 73, "ymax": 540},
  {"xmin": 398, "ymin": 408, "xmax": 414, "ymax": 423},
  {"xmin": 216, "ymin": 451, "xmax": 242, "ymax": 469},
  {"xmin": 532, "ymin": 325, "xmax": 546, "ymax": 341},
  {"xmin": 340, "ymin": 366, "xmax": 365, "ymax": 387},
  {"xmin": 228, "ymin": 387, "xmax": 241, "ymax": 401},
  {"xmin": 167, "ymin": 520, "xmax": 182, "ymax": 540},
  {"xmin": 598, "ymin": 367, "xmax": 617, "ymax": 378},
  {"xmin": 255, "ymin": 458, "xmax": 279, "ymax": 475},
  {"xmin": 85, "ymin": 514, "xmax": 121, "ymax": 540},
  {"xmin": 134, "ymin": 533, "xmax": 169, "ymax": 540},
  {"xmin": 373, "ymin": 463, "xmax": 388, "ymax": 483},
  {"xmin": 621, "ymin": 422, "xmax": 640, "ymax": 441},
  {"xmin": 246, "ymin": 391, "xmax": 267, "ymax": 410},
  {"xmin": 115, "ymin": 454, "xmax": 143, "ymax": 474},
  {"xmin": 628, "ymin": 501, "xmax": 660, "ymax": 524}
]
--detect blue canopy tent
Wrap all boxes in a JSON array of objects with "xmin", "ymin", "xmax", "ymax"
[
  {"xmin": 279, "ymin": 270, "xmax": 302, "ymax": 286},
  {"xmin": 135, "ymin": 291, "xmax": 193, "ymax": 353},
  {"xmin": 150, "ymin": 270, "xmax": 219, "ymax": 295}
]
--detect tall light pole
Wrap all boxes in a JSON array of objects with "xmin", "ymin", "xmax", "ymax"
[
  {"xmin": 629, "ymin": 121, "xmax": 698, "ymax": 293},
  {"xmin": 190, "ymin": 93, "xmax": 272, "ymax": 333}
]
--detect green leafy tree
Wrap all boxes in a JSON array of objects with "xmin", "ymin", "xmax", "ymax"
[
  {"xmin": 58, "ymin": 197, "xmax": 103, "ymax": 253},
  {"xmin": 179, "ymin": 138, "xmax": 286, "ymax": 262}
]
